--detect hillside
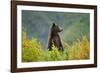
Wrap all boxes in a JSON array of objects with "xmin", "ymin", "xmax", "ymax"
[{"xmin": 22, "ymin": 10, "xmax": 90, "ymax": 48}]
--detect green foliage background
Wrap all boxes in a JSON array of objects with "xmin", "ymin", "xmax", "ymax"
[
  {"xmin": 22, "ymin": 10, "xmax": 90, "ymax": 62},
  {"xmin": 22, "ymin": 10, "xmax": 90, "ymax": 47}
]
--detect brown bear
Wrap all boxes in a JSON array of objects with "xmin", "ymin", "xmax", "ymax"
[{"xmin": 48, "ymin": 23, "xmax": 64, "ymax": 51}]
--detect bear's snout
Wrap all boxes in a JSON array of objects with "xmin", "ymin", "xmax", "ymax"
[{"xmin": 59, "ymin": 27, "xmax": 63, "ymax": 32}]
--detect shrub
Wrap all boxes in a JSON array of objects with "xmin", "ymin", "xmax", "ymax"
[
  {"xmin": 22, "ymin": 32, "xmax": 90, "ymax": 62},
  {"xmin": 68, "ymin": 36, "xmax": 90, "ymax": 60},
  {"xmin": 22, "ymin": 32, "xmax": 44, "ymax": 62},
  {"xmin": 49, "ymin": 44, "xmax": 63, "ymax": 61}
]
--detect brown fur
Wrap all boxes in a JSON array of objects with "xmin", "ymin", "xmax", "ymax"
[{"xmin": 48, "ymin": 23, "xmax": 64, "ymax": 51}]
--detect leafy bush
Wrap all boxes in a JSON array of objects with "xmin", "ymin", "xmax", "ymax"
[
  {"xmin": 22, "ymin": 32, "xmax": 90, "ymax": 62},
  {"xmin": 68, "ymin": 36, "xmax": 90, "ymax": 60},
  {"xmin": 22, "ymin": 32, "xmax": 44, "ymax": 62}
]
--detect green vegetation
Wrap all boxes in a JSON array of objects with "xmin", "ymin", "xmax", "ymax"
[{"xmin": 22, "ymin": 32, "xmax": 90, "ymax": 62}]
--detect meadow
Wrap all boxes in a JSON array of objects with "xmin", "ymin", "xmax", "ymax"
[{"xmin": 22, "ymin": 32, "xmax": 90, "ymax": 62}]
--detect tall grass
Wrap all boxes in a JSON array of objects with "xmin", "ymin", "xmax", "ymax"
[{"xmin": 22, "ymin": 32, "xmax": 90, "ymax": 62}]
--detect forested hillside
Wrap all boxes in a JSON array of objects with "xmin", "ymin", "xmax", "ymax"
[{"xmin": 22, "ymin": 10, "xmax": 90, "ymax": 48}]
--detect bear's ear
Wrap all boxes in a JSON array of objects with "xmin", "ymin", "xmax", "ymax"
[{"xmin": 52, "ymin": 23, "xmax": 55, "ymax": 27}]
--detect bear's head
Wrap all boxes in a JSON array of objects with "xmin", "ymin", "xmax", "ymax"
[{"xmin": 51, "ymin": 23, "xmax": 63, "ymax": 33}]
